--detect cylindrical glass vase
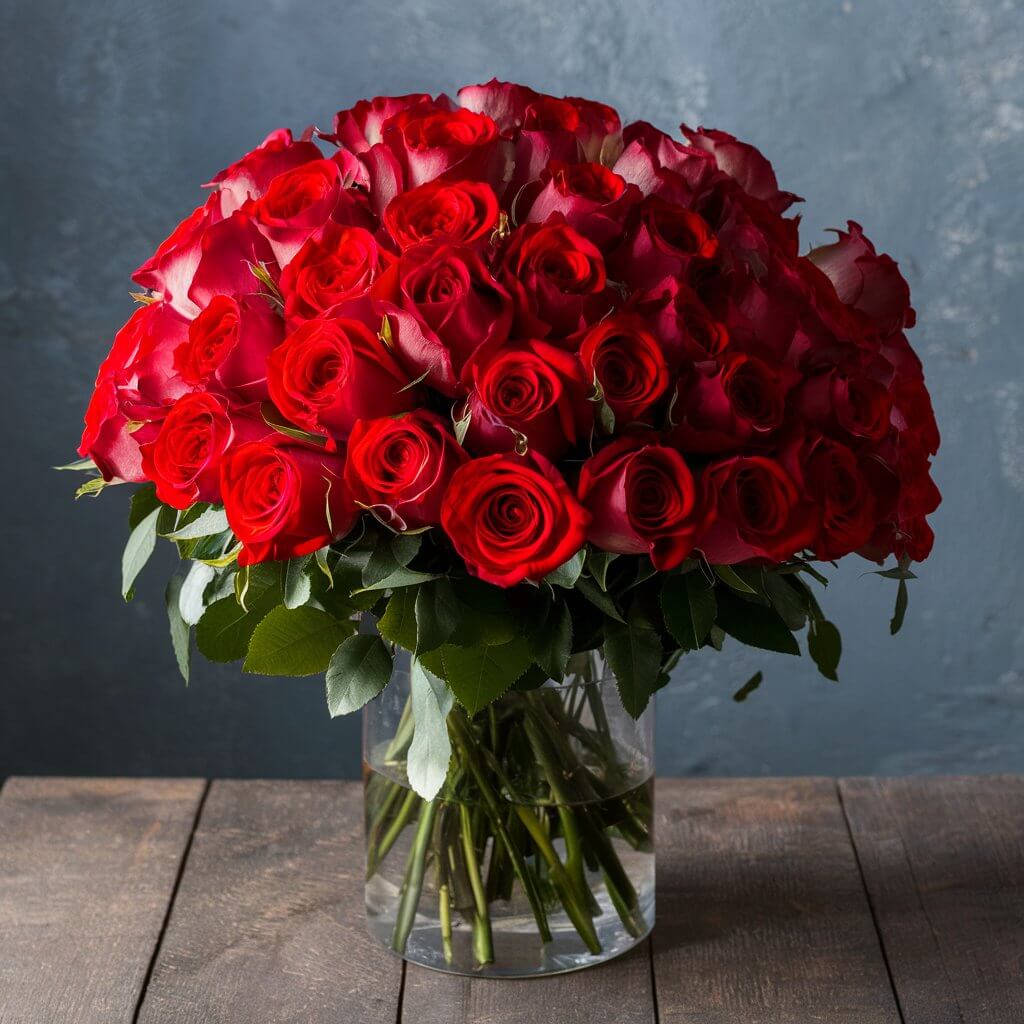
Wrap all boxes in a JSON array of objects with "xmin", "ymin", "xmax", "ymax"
[{"xmin": 362, "ymin": 654, "xmax": 655, "ymax": 977}]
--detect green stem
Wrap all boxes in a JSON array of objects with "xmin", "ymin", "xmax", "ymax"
[
  {"xmin": 459, "ymin": 803, "xmax": 494, "ymax": 965},
  {"xmin": 368, "ymin": 785, "xmax": 419, "ymax": 879},
  {"xmin": 439, "ymin": 883, "xmax": 454, "ymax": 964},
  {"xmin": 391, "ymin": 797, "xmax": 437, "ymax": 955}
]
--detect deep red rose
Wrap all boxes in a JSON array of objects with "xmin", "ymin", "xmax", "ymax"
[
  {"xmin": 612, "ymin": 121, "xmax": 720, "ymax": 205},
  {"xmin": 501, "ymin": 216, "xmax": 612, "ymax": 338},
  {"xmin": 579, "ymin": 313, "xmax": 669, "ymax": 424},
  {"xmin": 698, "ymin": 455, "xmax": 814, "ymax": 563},
  {"xmin": 383, "ymin": 179, "xmax": 500, "ymax": 250},
  {"xmin": 797, "ymin": 368, "xmax": 893, "ymax": 443},
  {"xmin": 464, "ymin": 339, "xmax": 592, "ymax": 460},
  {"xmin": 327, "ymin": 94, "xmax": 434, "ymax": 153},
  {"xmin": 266, "ymin": 315, "xmax": 415, "ymax": 439},
  {"xmin": 139, "ymin": 394, "xmax": 270, "ymax": 510},
  {"xmin": 633, "ymin": 276, "xmax": 730, "ymax": 369},
  {"xmin": 344, "ymin": 410, "xmax": 468, "ymax": 531},
  {"xmin": 671, "ymin": 352, "xmax": 790, "ymax": 453},
  {"xmin": 174, "ymin": 295, "xmax": 283, "ymax": 402},
  {"xmin": 578, "ymin": 435, "xmax": 708, "ymax": 569},
  {"xmin": 221, "ymin": 437, "xmax": 355, "ymax": 566},
  {"xmin": 373, "ymin": 240, "xmax": 512, "ymax": 391},
  {"xmin": 280, "ymin": 222, "xmax": 390, "ymax": 322},
  {"xmin": 808, "ymin": 221, "xmax": 915, "ymax": 335},
  {"xmin": 441, "ymin": 452, "xmax": 589, "ymax": 586}
]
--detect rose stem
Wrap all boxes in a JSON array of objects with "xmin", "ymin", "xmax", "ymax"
[
  {"xmin": 391, "ymin": 797, "xmax": 438, "ymax": 955},
  {"xmin": 459, "ymin": 803, "xmax": 495, "ymax": 965},
  {"xmin": 438, "ymin": 883, "xmax": 454, "ymax": 965},
  {"xmin": 369, "ymin": 786, "xmax": 419, "ymax": 879}
]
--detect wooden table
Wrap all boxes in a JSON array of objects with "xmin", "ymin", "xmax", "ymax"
[{"xmin": 1, "ymin": 776, "xmax": 1022, "ymax": 1023}]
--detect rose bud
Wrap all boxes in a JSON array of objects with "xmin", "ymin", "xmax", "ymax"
[
  {"xmin": 174, "ymin": 295, "xmax": 284, "ymax": 402},
  {"xmin": 382, "ymin": 179, "xmax": 500, "ymax": 250},
  {"xmin": 280, "ymin": 222, "xmax": 391, "ymax": 323},
  {"xmin": 266, "ymin": 315, "xmax": 416, "ymax": 439},
  {"xmin": 221, "ymin": 437, "xmax": 356, "ymax": 566},
  {"xmin": 464, "ymin": 340, "xmax": 592, "ymax": 460},
  {"xmin": 139, "ymin": 394, "xmax": 269, "ymax": 510},
  {"xmin": 796, "ymin": 368, "xmax": 892, "ymax": 443},
  {"xmin": 579, "ymin": 313, "xmax": 669, "ymax": 425},
  {"xmin": 522, "ymin": 161, "xmax": 640, "ymax": 247},
  {"xmin": 501, "ymin": 215, "xmax": 613, "ymax": 339},
  {"xmin": 632, "ymin": 276, "xmax": 730, "ymax": 369},
  {"xmin": 325, "ymin": 93, "xmax": 434, "ymax": 153},
  {"xmin": 578, "ymin": 435, "xmax": 708, "ymax": 570},
  {"xmin": 372, "ymin": 240, "xmax": 513, "ymax": 390},
  {"xmin": 671, "ymin": 352, "xmax": 790, "ymax": 453},
  {"xmin": 609, "ymin": 195, "xmax": 718, "ymax": 291},
  {"xmin": 698, "ymin": 455, "xmax": 814, "ymax": 564},
  {"xmin": 441, "ymin": 452, "xmax": 590, "ymax": 587},
  {"xmin": 344, "ymin": 410, "xmax": 468, "ymax": 531}
]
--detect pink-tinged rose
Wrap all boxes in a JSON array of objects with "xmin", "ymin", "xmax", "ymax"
[
  {"xmin": 796, "ymin": 368, "xmax": 893, "ymax": 443},
  {"xmin": 632, "ymin": 276, "xmax": 730, "ymax": 369},
  {"xmin": 79, "ymin": 379, "xmax": 146, "ymax": 483},
  {"xmin": 383, "ymin": 179, "xmax": 500, "ymax": 250},
  {"xmin": 372, "ymin": 240, "xmax": 512, "ymax": 390},
  {"xmin": 610, "ymin": 195, "xmax": 718, "ymax": 291},
  {"xmin": 139, "ymin": 394, "xmax": 270, "ymax": 510},
  {"xmin": 206, "ymin": 128, "xmax": 323, "ymax": 217},
  {"xmin": 501, "ymin": 215, "xmax": 613, "ymax": 339},
  {"xmin": 613, "ymin": 121, "xmax": 719, "ymax": 204},
  {"xmin": 807, "ymin": 221, "xmax": 915, "ymax": 335},
  {"xmin": 671, "ymin": 352, "xmax": 791, "ymax": 453},
  {"xmin": 174, "ymin": 295, "xmax": 284, "ymax": 402},
  {"xmin": 578, "ymin": 434, "xmax": 708, "ymax": 570},
  {"xmin": 464, "ymin": 339, "xmax": 592, "ymax": 460},
  {"xmin": 681, "ymin": 125, "xmax": 801, "ymax": 214},
  {"xmin": 455, "ymin": 79, "xmax": 543, "ymax": 132},
  {"xmin": 579, "ymin": 313, "xmax": 669, "ymax": 424},
  {"xmin": 280, "ymin": 222, "xmax": 391, "ymax": 322},
  {"xmin": 698, "ymin": 455, "xmax": 814, "ymax": 563},
  {"xmin": 266, "ymin": 315, "xmax": 415, "ymax": 439},
  {"xmin": 344, "ymin": 410, "xmax": 468, "ymax": 530},
  {"xmin": 522, "ymin": 161, "xmax": 640, "ymax": 246},
  {"xmin": 221, "ymin": 437, "xmax": 356, "ymax": 566},
  {"xmin": 325, "ymin": 93, "xmax": 434, "ymax": 153}
]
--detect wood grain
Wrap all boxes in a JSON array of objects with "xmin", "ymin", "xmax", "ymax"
[
  {"xmin": 651, "ymin": 778, "xmax": 900, "ymax": 1024},
  {"xmin": 134, "ymin": 779, "xmax": 402, "ymax": 1024},
  {"xmin": 0, "ymin": 776, "xmax": 205, "ymax": 1024},
  {"xmin": 840, "ymin": 775, "xmax": 1024, "ymax": 1024},
  {"xmin": 401, "ymin": 940, "xmax": 656, "ymax": 1024}
]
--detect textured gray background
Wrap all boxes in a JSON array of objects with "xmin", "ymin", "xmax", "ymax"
[{"xmin": 1, "ymin": 0, "xmax": 1021, "ymax": 779}]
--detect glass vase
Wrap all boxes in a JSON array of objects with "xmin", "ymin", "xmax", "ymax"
[{"xmin": 362, "ymin": 653, "xmax": 655, "ymax": 977}]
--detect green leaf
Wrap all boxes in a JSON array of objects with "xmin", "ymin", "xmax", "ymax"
[
  {"xmin": 764, "ymin": 573, "xmax": 809, "ymax": 631},
  {"xmin": 195, "ymin": 565, "xmax": 282, "ymax": 662},
  {"xmin": 715, "ymin": 589, "xmax": 800, "ymax": 656},
  {"xmin": 129, "ymin": 484, "xmax": 160, "ymax": 528},
  {"xmin": 163, "ymin": 507, "xmax": 230, "ymax": 540},
  {"xmin": 122, "ymin": 507, "xmax": 160, "ymax": 600},
  {"xmin": 544, "ymin": 549, "xmax": 585, "ymax": 589},
  {"xmin": 261, "ymin": 401, "xmax": 328, "ymax": 447},
  {"xmin": 178, "ymin": 561, "xmax": 216, "ymax": 625},
  {"xmin": 54, "ymin": 457, "xmax": 97, "ymax": 472},
  {"xmin": 407, "ymin": 658, "xmax": 454, "ymax": 800},
  {"xmin": 890, "ymin": 578, "xmax": 909, "ymax": 635},
  {"xmin": 732, "ymin": 671, "xmax": 764, "ymax": 703},
  {"xmin": 425, "ymin": 637, "xmax": 533, "ymax": 715},
  {"xmin": 378, "ymin": 586, "xmax": 419, "ymax": 652},
  {"xmin": 244, "ymin": 606, "xmax": 355, "ymax": 677},
  {"xmin": 603, "ymin": 609, "xmax": 664, "ymax": 718},
  {"xmin": 713, "ymin": 564, "xmax": 759, "ymax": 595},
  {"xmin": 355, "ymin": 532, "xmax": 435, "ymax": 592},
  {"xmin": 531, "ymin": 599, "xmax": 573, "ymax": 680},
  {"xmin": 283, "ymin": 556, "xmax": 313, "ymax": 610},
  {"xmin": 313, "ymin": 546, "xmax": 333, "ymax": 587},
  {"xmin": 575, "ymin": 576, "xmax": 625, "ymax": 622},
  {"xmin": 808, "ymin": 619, "xmax": 842, "ymax": 681},
  {"xmin": 438, "ymin": 579, "xmax": 521, "ymax": 648},
  {"xmin": 414, "ymin": 578, "xmax": 459, "ymax": 654},
  {"xmin": 585, "ymin": 550, "xmax": 617, "ymax": 591},
  {"xmin": 75, "ymin": 476, "xmax": 118, "ymax": 499},
  {"xmin": 325, "ymin": 634, "xmax": 393, "ymax": 717},
  {"xmin": 661, "ymin": 572, "xmax": 716, "ymax": 652},
  {"xmin": 452, "ymin": 404, "xmax": 472, "ymax": 446},
  {"xmin": 165, "ymin": 575, "xmax": 190, "ymax": 684}
]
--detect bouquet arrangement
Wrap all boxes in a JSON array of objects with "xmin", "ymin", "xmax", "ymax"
[{"xmin": 69, "ymin": 80, "xmax": 940, "ymax": 975}]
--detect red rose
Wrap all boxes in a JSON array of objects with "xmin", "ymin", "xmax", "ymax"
[
  {"xmin": 327, "ymin": 93, "xmax": 434, "ymax": 153},
  {"xmin": 634, "ymin": 276, "xmax": 730, "ymax": 369},
  {"xmin": 221, "ymin": 437, "xmax": 356, "ymax": 566},
  {"xmin": 796, "ymin": 368, "xmax": 893, "ymax": 443},
  {"xmin": 441, "ymin": 452, "xmax": 589, "ymax": 586},
  {"xmin": 671, "ymin": 352, "xmax": 790, "ymax": 453},
  {"xmin": 139, "ymin": 394, "xmax": 269, "ymax": 510},
  {"xmin": 280, "ymin": 222, "xmax": 390, "ymax": 322},
  {"xmin": 373, "ymin": 240, "xmax": 512, "ymax": 391},
  {"xmin": 578, "ymin": 435, "xmax": 708, "ymax": 570},
  {"xmin": 132, "ymin": 197, "xmax": 217, "ymax": 309},
  {"xmin": 174, "ymin": 295, "xmax": 283, "ymax": 402},
  {"xmin": 267, "ymin": 315, "xmax": 415, "ymax": 439},
  {"xmin": 383, "ymin": 179, "xmax": 500, "ymax": 250},
  {"xmin": 698, "ymin": 456, "xmax": 814, "ymax": 563},
  {"xmin": 465, "ymin": 339, "xmax": 592, "ymax": 460},
  {"xmin": 501, "ymin": 216, "xmax": 612, "ymax": 338},
  {"xmin": 344, "ymin": 410, "xmax": 468, "ymax": 531},
  {"xmin": 579, "ymin": 313, "xmax": 669, "ymax": 424}
]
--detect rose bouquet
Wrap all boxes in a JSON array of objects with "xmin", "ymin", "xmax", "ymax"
[{"xmin": 68, "ymin": 80, "xmax": 940, "ymax": 976}]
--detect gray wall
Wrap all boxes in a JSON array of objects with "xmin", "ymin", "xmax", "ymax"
[{"xmin": 2, "ymin": 0, "xmax": 1021, "ymax": 779}]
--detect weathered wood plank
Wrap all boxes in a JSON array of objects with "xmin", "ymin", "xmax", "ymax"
[
  {"xmin": 651, "ymin": 778, "xmax": 900, "ymax": 1024},
  {"xmin": 840, "ymin": 776, "xmax": 1024, "ymax": 1024},
  {"xmin": 0, "ymin": 776, "xmax": 205, "ymax": 1024},
  {"xmin": 135, "ymin": 779, "xmax": 402, "ymax": 1024},
  {"xmin": 401, "ymin": 940, "xmax": 656, "ymax": 1024}
]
